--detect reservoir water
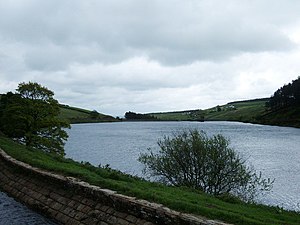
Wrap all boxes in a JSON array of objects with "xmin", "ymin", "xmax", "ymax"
[
  {"xmin": 1, "ymin": 121, "xmax": 299, "ymax": 223},
  {"xmin": 0, "ymin": 192, "xmax": 57, "ymax": 225},
  {"xmin": 65, "ymin": 121, "xmax": 300, "ymax": 211}
]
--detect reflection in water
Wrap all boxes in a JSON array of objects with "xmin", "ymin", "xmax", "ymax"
[
  {"xmin": 65, "ymin": 121, "xmax": 300, "ymax": 211},
  {"xmin": 0, "ymin": 192, "xmax": 57, "ymax": 224}
]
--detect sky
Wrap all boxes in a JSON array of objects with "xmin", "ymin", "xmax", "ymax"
[{"xmin": 1, "ymin": 0, "xmax": 300, "ymax": 117}]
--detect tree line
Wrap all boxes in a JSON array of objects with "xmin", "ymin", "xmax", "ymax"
[
  {"xmin": 267, "ymin": 76, "xmax": 300, "ymax": 110},
  {"xmin": 124, "ymin": 111, "xmax": 158, "ymax": 120}
]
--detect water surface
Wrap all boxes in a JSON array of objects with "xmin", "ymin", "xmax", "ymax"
[
  {"xmin": 65, "ymin": 121, "xmax": 300, "ymax": 211},
  {"xmin": 0, "ymin": 192, "xmax": 57, "ymax": 224}
]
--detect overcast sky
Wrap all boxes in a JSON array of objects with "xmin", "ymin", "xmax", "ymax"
[{"xmin": 1, "ymin": 0, "xmax": 300, "ymax": 116}]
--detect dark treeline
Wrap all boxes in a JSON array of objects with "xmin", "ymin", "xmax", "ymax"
[
  {"xmin": 267, "ymin": 76, "xmax": 300, "ymax": 110},
  {"xmin": 124, "ymin": 111, "xmax": 158, "ymax": 121},
  {"xmin": 228, "ymin": 97, "xmax": 270, "ymax": 105}
]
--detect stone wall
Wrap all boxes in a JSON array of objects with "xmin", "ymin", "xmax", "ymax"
[{"xmin": 0, "ymin": 149, "xmax": 229, "ymax": 225}]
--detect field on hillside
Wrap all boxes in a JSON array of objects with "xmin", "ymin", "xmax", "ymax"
[
  {"xmin": 150, "ymin": 109, "xmax": 204, "ymax": 121},
  {"xmin": 58, "ymin": 105, "xmax": 117, "ymax": 123},
  {"xmin": 149, "ymin": 98, "xmax": 300, "ymax": 128},
  {"xmin": 204, "ymin": 99, "xmax": 268, "ymax": 123},
  {"xmin": 150, "ymin": 99, "xmax": 268, "ymax": 123},
  {"xmin": 258, "ymin": 105, "xmax": 300, "ymax": 128}
]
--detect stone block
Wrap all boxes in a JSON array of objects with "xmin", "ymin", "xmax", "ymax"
[
  {"xmin": 48, "ymin": 208, "xmax": 58, "ymax": 218},
  {"xmin": 116, "ymin": 218, "xmax": 130, "ymax": 225},
  {"xmin": 66, "ymin": 218, "xmax": 81, "ymax": 225},
  {"xmin": 97, "ymin": 205, "xmax": 110, "ymax": 212},
  {"xmin": 39, "ymin": 187, "xmax": 51, "ymax": 196},
  {"xmin": 114, "ymin": 211, "xmax": 128, "ymax": 220},
  {"xmin": 125, "ymin": 215, "xmax": 138, "ymax": 224},
  {"xmin": 143, "ymin": 222, "xmax": 155, "ymax": 225},
  {"xmin": 57, "ymin": 195, "xmax": 70, "ymax": 205},
  {"xmin": 106, "ymin": 207, "xmax": 116, "ymax": 215},
  {"xmin": 107, "ymin": 215, "xmax": 118, "ymax": 224},
  {"xmin": 82, "ymin": 217, "xmax": 99, "ymax": 225},
  {"xmin": 50, "ymin": 192, "xmax": 61, "ymax": 200},
  {"xmin": 68, "ymin": 199, "xmax": 80, "ymax": 209},
  {"xmin": 82, "ymin": 197, "xmax": 96, "ymax": 207},
  {"xmin": 72, "ymin": 194, "xmax": 84, "ymax": 202},
  {"xmin": 62, "ymin": 206, "xmax": 74, "ymax": 215},
  {"xmin": 56, "ymin": 212, "xmax": 71, "ymax": 224},
  {"xmin": 51, "ymin": 202, "xmax": 64, "ymax": 211},
  {"xmin": 136, "ymin": 219, "xmax": 152, "ymax": 225},
  {"xmin": 74, "ymin": 211, "xmax": 85, "ymax": 220},
  {"xmin": 76, "ymin": 203, "xmax": 86, "ymax": 211},
  {"xmin": 0, "ymin": 149, "xmax": 231, "ymax": 225},
  {"xmin": 98, "ymin": 222, "xmax": 109, "ymax": 225},
  {"xmin": 68, "ymin": 209, "xmax": 78, "ymax": 218}
]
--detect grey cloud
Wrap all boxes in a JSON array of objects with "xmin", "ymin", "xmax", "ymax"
[
  {"xmin": 0, "ymin": 0, "xmax": 298, "ymax": 70},
  {"xmin": 1, "ymin": 0, "xmax": 300, "ymax": 116}
]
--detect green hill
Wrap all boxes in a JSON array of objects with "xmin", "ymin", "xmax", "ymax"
[
  {"xmin": 203, "ymin": 98, "xmax": 300, "ymax": 127},
  {"xmin": 149, "ymin": 98, "xmax": 268, "ymax": 123},
  {"xmin": 203, "ymin": 98, "xmax": 268, "ymax": 123},
  {"xmin": 0, "ymin": 94, "xmax": 117, "ymax": 124},
  {"xmin": 150, "ymin": 109, "xmax": 204, "ymax": 121},
  {"xmin": 258, "ymin": 105, "xmax": 300, "ymax": 128},
  {"xmin": 148, "ymin": 98, "xmax": 300, "ymax": 128},
  {"xmin": 58, "ymin": 105, "xmax": 117, "ymax": 124}
]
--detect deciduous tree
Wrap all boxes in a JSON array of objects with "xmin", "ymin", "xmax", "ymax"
[
  {"xmin": 139, "ymin": 129, "xmax": 273, "ymax": 202},
  {"xmin": 0, "ymin": 82, "xmax": 70, "ymax": 156}
]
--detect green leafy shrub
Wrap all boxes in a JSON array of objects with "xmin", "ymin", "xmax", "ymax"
[{"xmin": 139, "ymin": 129, "xmax": 274, "ymax": 202}]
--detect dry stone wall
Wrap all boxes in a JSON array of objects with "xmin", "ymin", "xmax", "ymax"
[{"xmin": 0, "ymin": 149, "xmax": 230, "ymax": 225}]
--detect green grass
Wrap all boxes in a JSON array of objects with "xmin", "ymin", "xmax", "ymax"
[
  {"xmin": 150, "ymin": 110, "xmax": 204, "ymax": 121},
  {"xmin": 149, "ymin": 99, "xmax": 267, "ymax": 123},
  {"xmin": 203, "ymin": 99, "xmax": 268, "ymax": 123},
  {"xmin": 148, "ymin": 98, "xmax": 300, "ymax": 128},
  {"xmin": 0, "ymin": 94, "xmax": 117, "ymax": 124},
  {"xmin": 0, "ymin": 136, "xmax": 299, "ymax": 225},
  {"xmin": 258, "ymin": 106, "xmax": 300, "ymax": 128},
  {"xmin": 58, "ymin": 105, "xmax": 118, "ymax": 123}
]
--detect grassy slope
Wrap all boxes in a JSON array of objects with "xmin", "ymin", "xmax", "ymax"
[
  {"xmin": 0, "ymin": 136, "xmax": 299, "ymax": 225},
  {"xmin": 0, "ymin": 93, "xmax": 117, "ymax": 124},
  {"xmin": 150, "ymin": 98, "xmax": 300, "ymax": 128},
  {"xmin": 149, "ymin": 99, "xmax": 266, "ymax": 122},
  {"xmin": 58, "ymin": 105, "xmax": 118, "ymax": 123},
  {"xmin": 150, "ymin": 109, "xmax": 204, "ymax": 121},
  {"xmin": 203, "ymin": 99, "xmax": 267, "ymax": 123},
  {"xmin": 258, "ymin": 105, "xmax": 300, "ymax": 128}
]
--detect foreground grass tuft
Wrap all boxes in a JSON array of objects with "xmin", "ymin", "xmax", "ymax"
[{"xmin": 0, "ymin": 136, "xmax": 299, "ymax": 225}]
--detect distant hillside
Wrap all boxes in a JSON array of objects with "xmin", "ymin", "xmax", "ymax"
[
  {"xmin": 258, "ymin": 105, "xmax": 300, "ymax": 128},
  {"xmin": 149, "ymin": 98, "xmax": 267, "ymax": 123},
  {"xmin": 58, "ymin": 105, "xmax": 118, "ymax": 124},
  {"xmin": 0, "ymin": 94, "xmax": 117, "ymax": 124},
  {"xmin": 204, "ymin": 98, "xmax": 268, "ymax": 123},
  {"xmin": 148, "ymin": 98, "xmax": 300, "ymax": 128},
  {"xmin": 150, "ymin": 109, "xmax": 204, "ymax": 121}
]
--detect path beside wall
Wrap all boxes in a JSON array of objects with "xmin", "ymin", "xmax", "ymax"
[{"xmin": 0, "ymin": 149, "xmax": 229, "ymax": 225}]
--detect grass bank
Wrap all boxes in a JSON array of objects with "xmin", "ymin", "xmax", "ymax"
[
  {"xmin": 203, "ymin": 99, "xmax": 267, "ymax": 123},
  {"xmin": 149, "ymin": 98, "xmax": 300, "ymax": 128},
  {"xmin": 0, "ymin": 136, "xmax": 299, "ymax": 225},
  {"xmin": 258, "ymin": 105, "xmax": 300, "ymax": 128},
  {"xmin": 58, "ymin": 105, "xmax": 118, "ymax": 123},
  {"xmin": 149, "ymin": 99, "xmax": 267, "ymax": 123}
]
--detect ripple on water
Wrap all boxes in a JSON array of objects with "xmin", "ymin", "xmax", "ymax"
[
  {"xmin": 0, "ymin": 192, "xmax": 57, "ymax": 225},
  {"xmin": 65, "ymin": 121, "xmax": 300, "ymax": 212}
]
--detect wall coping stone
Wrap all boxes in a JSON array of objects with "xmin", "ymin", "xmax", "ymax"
[{"xmin": 0, "ymin": 148, "xmax": 231, "ymax": 225}]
